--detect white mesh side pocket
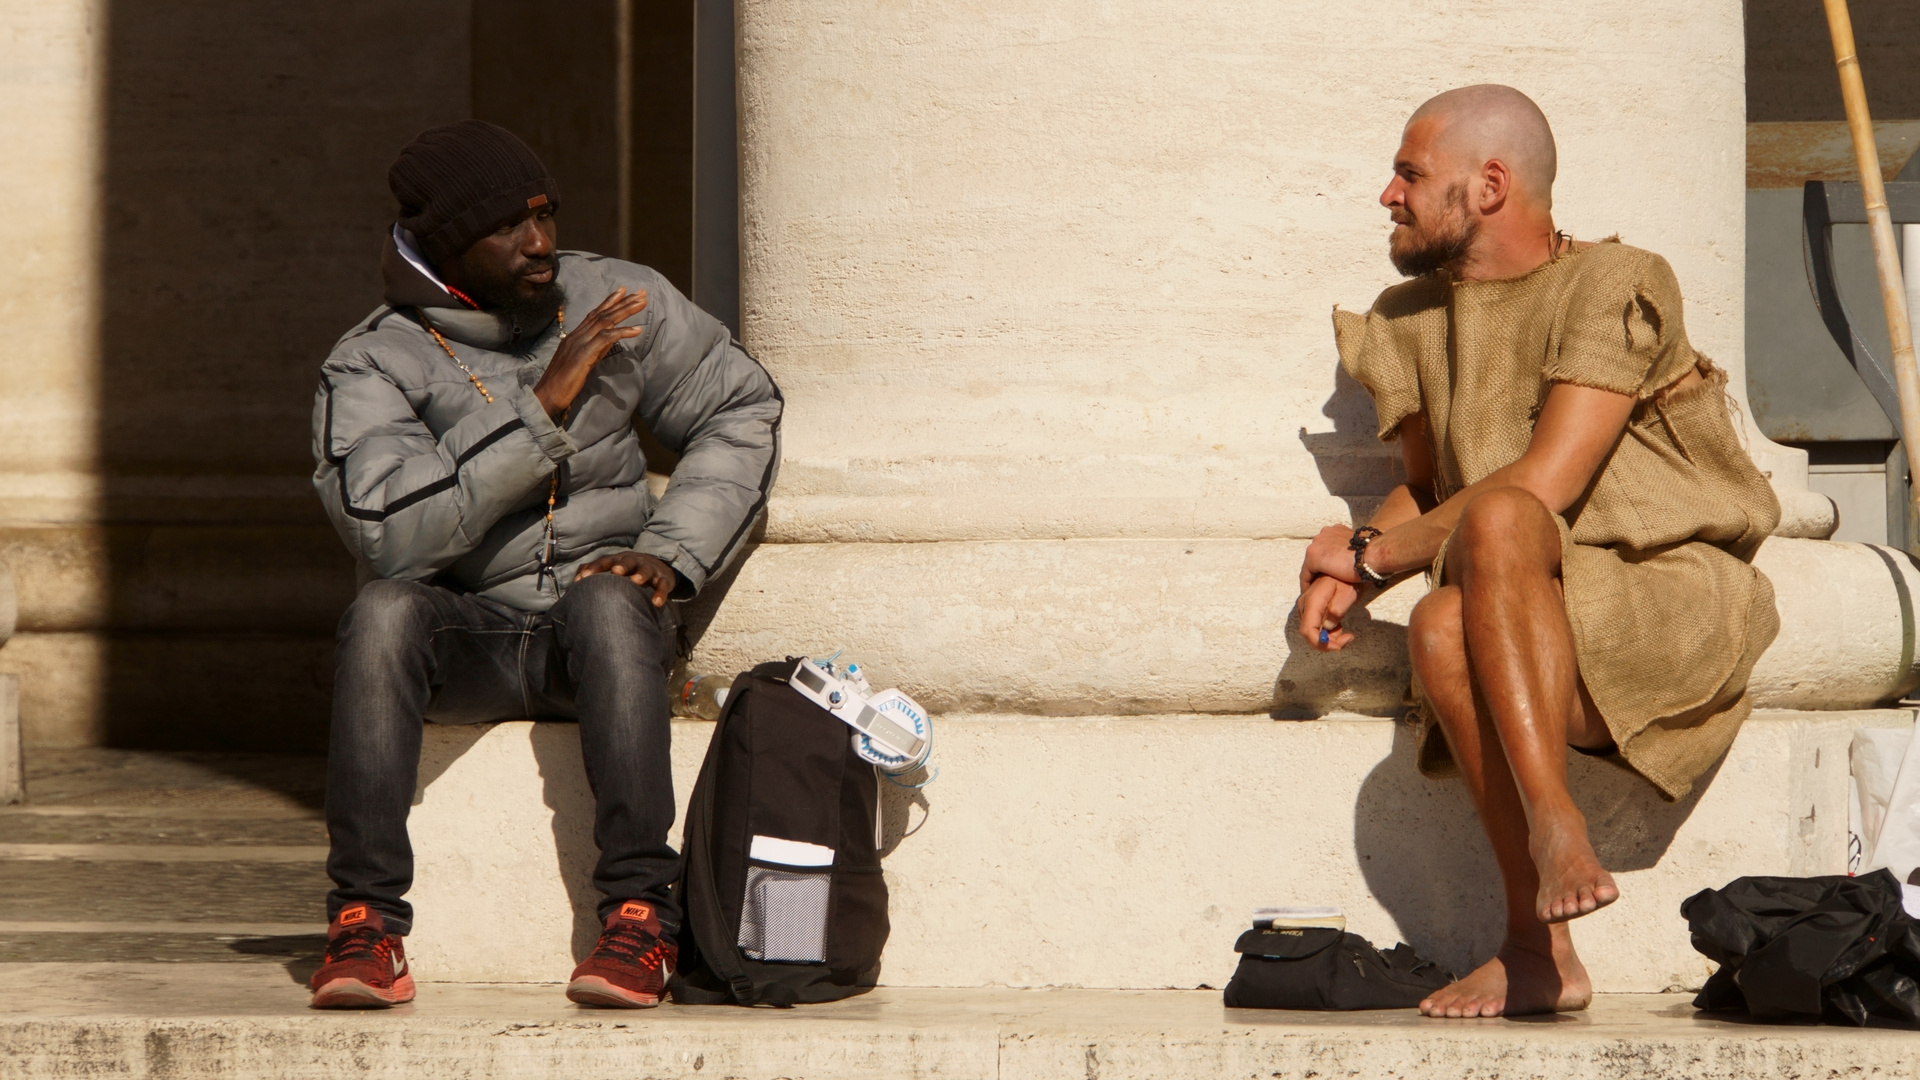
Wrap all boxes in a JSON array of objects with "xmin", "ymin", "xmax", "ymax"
[{"xmin": 738, "ymin": 865, "xmax": 831, "ymax": 963}]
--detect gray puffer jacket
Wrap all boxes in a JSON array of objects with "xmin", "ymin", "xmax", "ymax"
[{"xmin": 311, "ymin": 240, "xmax": 781, "ymax": 611}]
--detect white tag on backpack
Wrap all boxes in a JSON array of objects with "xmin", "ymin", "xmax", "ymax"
[{"xmin": 748, "ymin": 834, "xmax": 835, "ymax": 868}]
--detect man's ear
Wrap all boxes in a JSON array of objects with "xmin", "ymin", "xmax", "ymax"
[{"xmin": 1478, "ymin": 158, "xmax": 1512, "ymax": 215}]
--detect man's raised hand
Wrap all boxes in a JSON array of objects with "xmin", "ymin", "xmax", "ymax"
[
  {"xmin": 575, "ymin": 550, "xmax": 677, "ymax": 608},
  {"xmin": 533, "ymin": 286, "xmax": 649, "ymax": 420}
]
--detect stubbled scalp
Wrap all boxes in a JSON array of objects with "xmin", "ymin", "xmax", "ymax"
[{"xmin": 1410, "ymin": 85, "xmax": 1557, "ymax": 209}]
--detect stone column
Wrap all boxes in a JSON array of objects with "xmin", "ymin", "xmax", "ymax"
[
  {"xmin": 696, "ymin": 0, "xmax": 1869, "ymax": 711},
  {"xmin": 0, "ymin": 0, "xmax": 109, "ymax": 742},
  {"xmin": 0, "ymin": 1, "xmax": 468, "ymax": 748}
]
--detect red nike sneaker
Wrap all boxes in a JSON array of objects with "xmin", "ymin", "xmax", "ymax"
[
  {"xmin": 309, "ymin": 903, "xmax": 415, "ymax": 1008},
  {"xmin": 566, "ymin": 900, "xmax": 678, "ymax": 1008}
]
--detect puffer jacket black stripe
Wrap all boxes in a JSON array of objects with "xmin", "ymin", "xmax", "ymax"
[{"xmin": 310, "ymin": 249, "xmax": 781, "ymax": 612}]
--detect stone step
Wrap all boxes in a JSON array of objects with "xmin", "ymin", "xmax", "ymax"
[
  {"xmin": 0, "ymin": 929, "xmax": 322, "ymax": 965},
  {"xmin": 0, "ymin": 810, "xmax": 328, "ymax": 966},
  {"xmin": 11, "ymin": 748, "xmax": 326, "ymax": 811},
  {"xmin": 0, "ymin": 755, "xmax": 332, "ymax": 966},
  {"xmin": 0, "ymin": 858, "xmax": 329, "ymax": 924},
  {"xmin": 0, "ymin": 809, "xmax": 326, "ymax": 846},
  {"xmin": 12, "ymin": 535, "xmax": 1916, "ymax": 750},
  {"xmin": 0, "ymin": 964, "xmax": 1904, "ymax": 1080},
  {"xmin": 404, "ymin": 708, "xmax": 1908, "ymax": 993},
  {"xmin": 684, "ymin": 535, "xmax": 1916, "ymax": 716},
  {"xmin": 0, "ymin": 633, "xmax": 335, "ymax": 750}
]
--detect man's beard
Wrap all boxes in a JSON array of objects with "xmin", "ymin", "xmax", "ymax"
[
  {"xmin": 1388, "ymin": 182, "xmax": 1476, "ymax": 278},
  {"xmin": 466, "ymin": 262, "xmax": 564, "ymax": 338}
]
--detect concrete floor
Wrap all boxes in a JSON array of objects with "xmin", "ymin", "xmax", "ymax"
[
  {"xmin": 2, "ymin": 750, "xmax": 1914, "ymax": 1079},
  {"xmin": 4, "ymin": 965, "xmax": 1917, "ymax": 1080}
]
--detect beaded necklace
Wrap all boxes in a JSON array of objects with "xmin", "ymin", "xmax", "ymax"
[{"xmin": 424, "ymin": 307, "xmax": 570, "ymax": 593}]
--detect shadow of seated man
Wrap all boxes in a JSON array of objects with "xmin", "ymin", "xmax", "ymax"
[
  {"xmin": 308, "ymin": 121, "xmax": 781, "ymax": 1011},
  {"xmin": 1295, "ymin": 85, "xmax": 1780, "ymax": 1018}
]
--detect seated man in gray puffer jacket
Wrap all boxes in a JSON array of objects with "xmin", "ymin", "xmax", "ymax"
[{"xmin": 306, "ymin": 121, "xmax": 780, "ymax": 1011}]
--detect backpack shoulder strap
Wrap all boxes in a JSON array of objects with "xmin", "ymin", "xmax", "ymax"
[{"xmin": 683, "ymin": 668, "xmax": 762, "ymax": 1005}]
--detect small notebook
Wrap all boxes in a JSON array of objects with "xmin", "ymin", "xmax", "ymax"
[{"xmin": 1252, "ymin": 906, "xmax": 1346, "ymax": 931}]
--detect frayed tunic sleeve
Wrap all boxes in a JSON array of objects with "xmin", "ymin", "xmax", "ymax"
[
  {"xmin": 1544, "ymin": 249, "xmax": 1698, "ymax": 400},
  {"xmin": 1334, "ymin": 302, "xmax": 1424, "ymax": 442}
]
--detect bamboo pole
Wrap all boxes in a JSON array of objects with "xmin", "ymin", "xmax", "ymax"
[{"xmin": 1823, "ymin": 0, "xmax": 1920, "ymax": 531}]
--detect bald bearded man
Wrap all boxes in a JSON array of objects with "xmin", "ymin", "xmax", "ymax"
[{"xmin": 1295, "ymin": 85, "xmax": 1779, "ymax": 1017}]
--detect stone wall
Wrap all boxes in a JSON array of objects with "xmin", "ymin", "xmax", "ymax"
[
  {"xmin": 707, "ymin": 0, "xmax": 1818, "ymax": 709},
  {"xmin": 0, "ymin": 1, "xmax": 468, "ymax": 748},
  {"xmin": 0, "ymin": 0, "xmax": 105, "ymax": 742},
  {"xmin": 1, "ymin": 0, "xmax": 1906, "ymax": 749}
]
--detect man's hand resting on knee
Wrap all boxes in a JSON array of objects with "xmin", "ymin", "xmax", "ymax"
[
  {"xmin": 1297, "ymin": 573, "xmax": 1361, "ymax": 653},
  {"xmin": 1296, "ymin": 525, "xmax": 1363, "ymax": 652},
  {"xmin": 575, "ymin": 552, "xmax": 678, "ymax": 607}
]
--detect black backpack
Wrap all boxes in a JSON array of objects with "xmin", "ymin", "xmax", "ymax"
[{"xmin": 668, "ymin": 659, "xmax": 890, "ymax": 1006}]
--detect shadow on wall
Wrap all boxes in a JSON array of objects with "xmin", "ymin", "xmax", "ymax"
[
  {"xmin": 1272, "ymin": 367, "xmax": 1413, "ymax": 718},
  {"xmin": 412, "ymin": 719, "xmax": 605, "ymax": 964},
  {"xmin": 1271, "ymin": 598, "xmax": 1410, "ymax": 719},
  {"xmin": 530, "ymin": 724, "xmax": 608, "ymax": 963},
  {"xmin": 1747, "ymin": 0, "xmax": 1920, "ymax": 123},
  {"xmin": 1299, "ymin": 366, "xmax": 1403, "ymax": 528},
  {"xmin": 95, "ymin": 2, "xmax": 472, "ymax": 751},
  {"xmin": 1352, "ymin": 722, "xmax": 1704, "ymax": 975},
  {"xmin": 91, "ymin": 1, "xmax": 700, "ymax": 755},
  {"xmin": 674, "ymin": 526, "xmax": 764, "ymax": 662},
  {"xmin": 879, "ymin": 770, "xmax": 933, "ymax": 859}
]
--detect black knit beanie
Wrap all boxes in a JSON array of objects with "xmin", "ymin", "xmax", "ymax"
[{"xmin": 389, "ymin": 120, "xmax": 561, "ymax": 266}]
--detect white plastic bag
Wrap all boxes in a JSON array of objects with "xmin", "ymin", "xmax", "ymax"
[
  {"xmin": 1852, "ymin": 727, "xmax": 1911, "ymax": 867},
  {"xmin": 1852, "ymin": 721, "xmax": 1920, "ymax": 916}
]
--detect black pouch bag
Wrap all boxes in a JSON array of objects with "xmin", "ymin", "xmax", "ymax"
[
  {"xmin": 668, "ymin": 659, "xmax": 889, "ymax": 1006},
  {"xmin": 1223, "ymin": 928, "xmax": 1454, "ymax": 1010}
]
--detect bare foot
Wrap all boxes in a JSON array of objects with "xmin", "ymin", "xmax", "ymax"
[
  {"xmin": 1529, "ymin": 815, "xmax": 1618, "ymax": 923},
  {"xmin": 1418, "ymin": 932, "xmax": 1591, "ymax": 1018}
]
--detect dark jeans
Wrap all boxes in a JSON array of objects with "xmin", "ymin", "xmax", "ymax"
[{"xmin": 323, "ymin": 573, "xmax": 681, "ymax": 935}]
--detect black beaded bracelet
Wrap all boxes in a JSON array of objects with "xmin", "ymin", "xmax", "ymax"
[{"xmin": 1347, "ymin": 526, "xmax": 1390, "ymax": 588}]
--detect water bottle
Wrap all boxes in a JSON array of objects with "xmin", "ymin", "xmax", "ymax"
[{"xmin": 673, "ymin": 673, "xmax": 730, "ymax": 721}]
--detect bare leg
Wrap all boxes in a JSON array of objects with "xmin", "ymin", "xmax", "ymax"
[
  {"xmin": 1404, "ymin": 486, "xmax": 1624, "ymax": 1018},
  {"xmin": 1408, "ymin": 583, "xmax": 1592, "ymax": 1017},
  {"xmin": 1448, "ymin": 487, "xmax": 1617, "ymax": 924}
]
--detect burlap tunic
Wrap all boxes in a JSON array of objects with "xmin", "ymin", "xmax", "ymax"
[{"xmin": 1333, "ymin": 240, "xmax": 1781, "ymax": 800}]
